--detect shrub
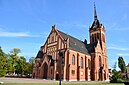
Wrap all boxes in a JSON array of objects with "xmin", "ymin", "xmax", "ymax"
[
  {"xmin": 0, "ymin": 70, "xmax": 6, "ymax": 77},
  {"xmin": 117, "ymin": 79, "xmax": 124, "ymax": 83}
]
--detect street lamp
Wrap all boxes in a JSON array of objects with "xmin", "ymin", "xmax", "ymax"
[{"xmin": 58, "ymin": 51, "xmax": 64, "ymax": 85}]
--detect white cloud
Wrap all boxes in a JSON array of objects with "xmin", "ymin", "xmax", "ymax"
[
  {"xmin": 107, "ymin": 46, "xmax": 129, "ymax": 51},
  {"xmin": 0, "ymin": 28, "xmax": 47, "ymax": 38},
  {"xmin": 0, "ymin": 27, "xmax": 48, "ymax": 37},
  {"xmin": 0, "ymin": 31, "xmax": 30, "ymax": 37},
  {"xmin": 0, "ymin": 27, "xmax": 30, "ymax": 37},
  {"xmin": 0, "ymin": 31, "xmax": 48, "ymax": 38},
  {"xmin": 117, "ymin": 53, "xmax": 129, "ymax": 56}
]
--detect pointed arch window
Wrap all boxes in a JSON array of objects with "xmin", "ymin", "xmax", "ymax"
[
  {"xmin": 105, "ymin": 58, "xmax": 107, "ymax": 68},
  {"xmin": 99, "ymin": 56, "xmax": 102, "ymax": 67},
  {"xmin": 80, "ymin": 57, "xmax": 83, "ymax": 68},
  {"xmin": 88, "ymin": 59, "xmax": 91, "ymax": 69},
  {"xmin": 72, "ymin": 55, "xmax": 75, "ymax": 65}
]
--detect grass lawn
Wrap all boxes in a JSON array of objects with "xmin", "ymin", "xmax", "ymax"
[{"xmin": 1, "ymin": 83, "xmax": 124, "ymax": 85}]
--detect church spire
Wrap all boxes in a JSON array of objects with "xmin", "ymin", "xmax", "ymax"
[{"xmin": 94, "ymin": 2, "xmax": 97, "ymax": 20}]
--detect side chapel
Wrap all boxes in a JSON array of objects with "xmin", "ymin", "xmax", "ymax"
[{"xmin": 32, "ymin": 4, "xmax": 109, "ymax": 81}]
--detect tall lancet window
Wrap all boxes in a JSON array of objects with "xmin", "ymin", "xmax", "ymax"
[
  {"xmin": 72, "ymin": 55, "xmax": 75, "ymax": 65},
  {"xmin": 99, "ymin": 56, "xmax": 102, "ymax": 67},
  {"xmin": 88, "ymin": 59, "xmax": 91, "ymax": 69},
  {"xmin": 80, "ymin": 57, "xmax": 83, "ymax": 68}
]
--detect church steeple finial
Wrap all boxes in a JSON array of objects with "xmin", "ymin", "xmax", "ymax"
[{"xmin": 94, "ymin": 2, "xmax": 97, "ymax": 20}]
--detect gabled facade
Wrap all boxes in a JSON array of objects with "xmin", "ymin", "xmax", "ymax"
[{"xmin": 32, "ymin": 4, "xmax": 109, "ymax": 81}]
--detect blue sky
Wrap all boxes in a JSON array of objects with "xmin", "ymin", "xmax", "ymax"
[{"xmin": 0, "ymin": 0, "xmax": 129, "ymax": 70}]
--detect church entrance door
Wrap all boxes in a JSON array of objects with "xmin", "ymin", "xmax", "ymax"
[{"xmin": 43, "ymin": 62, "xmax": 48, "ymax": 79}]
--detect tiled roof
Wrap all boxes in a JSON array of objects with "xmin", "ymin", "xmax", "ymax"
[{"xmin": 58, "ymin": 30, "xmax": 90, "ymax": 55}]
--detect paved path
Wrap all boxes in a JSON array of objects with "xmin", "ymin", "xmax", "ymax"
[{"xmin": 0, "ymin": 77, "xmax": 110, "ymax": 84}]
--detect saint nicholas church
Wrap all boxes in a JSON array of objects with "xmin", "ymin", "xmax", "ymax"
[{"xmin": 32, "ymin": 4, "xmax": 109, "ymax": 81}]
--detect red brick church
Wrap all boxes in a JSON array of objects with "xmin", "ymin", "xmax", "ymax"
[{"xmin": 32, "ymin": 4, "xmax": 109, "ymax": 81}]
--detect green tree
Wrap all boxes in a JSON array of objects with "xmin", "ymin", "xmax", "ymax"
[
  {"xmin": 10, "ymin": 48, "xmax": 21, "ymax": 56},
  {"xmin": 24, "ymin": 57, "xmax": 35, "ymax": 76},
  {"xmin": 6, "ymin": 57, "xmax": 14, "ymax": 74},
  {"xmin": 118, "ymin": 56, "xmax": 126, "ymax": 73},
  {"xmin": 110, "ymin": 62, "xmax": 122, "ymax": 82},
  {"xmin": 29, "ymin": 57, "xmax": 35, "ymax": 64},
  {"xmin": 8, "ymin": 48, "xmax": 21, "ymax": 75},
  {"xmin": 0, "ymin": 46, "xmax": 7, "ymax": 77},
  {"xmin": 15, "ymin": 56, "xmax": 26, "ymax": 76},
  {"xmin": 24, "ymin": 62, "xmax": 30, "ymax": 75},
  {"xmin": 29, "ymin": 57, "xmax": 35, "ymax": 74}
]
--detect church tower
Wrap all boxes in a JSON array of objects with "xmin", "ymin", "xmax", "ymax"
[
  {"xmin": 89, "ymin": 3, "xmax": 106, "ymax": 55},
  {"xmin": 89, "ymin": 3, "xmax": 109, "ymax": 81}
]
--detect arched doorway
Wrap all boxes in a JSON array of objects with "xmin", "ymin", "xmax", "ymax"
[
  {"xmin": 99, "ymin": 69, "xmax": 102, "ymax": 80},
  {"xmin": 98, "ymin": 56, "xmax": 102, "ymax": 81},
  {"xmin": 43, "ymin": 62, "xmax": 48, "ymax": 79}
]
